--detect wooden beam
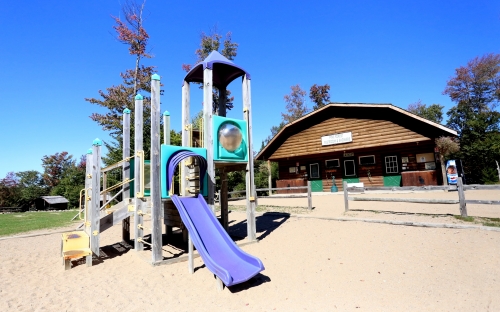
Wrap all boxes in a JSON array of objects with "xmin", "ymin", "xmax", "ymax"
[
  {"xmin": 307, "ymin": 181, "xmax": 312, "ymax": 210},
  {"xmin": 163, "ymin": 111, "xmax": 170, "ymax": 145},
  {"xmin": 343, "ymin": 181, "xmax": 349, "ymax": 212},
  {"xmin": 134, "ymin": 94, "xmax": 144, "ymax": 251},
  {"xmin": 243, "ymin": 75, "xmax": 256, "ymax": 241},
  {"xmin": 122, "ymin": 109, "xmax": 131, "ymax": 243},
  {"xmin": 463, "ymin": 185, "xmax": 500, "ymax": 191},
  {"xmin": 348, "ymin": 197, "xmax": 459, "ymax": 204},
  {"xmin": 220, "ymin": 170, "xmax": 229, "ymax": 230},
  {"xmin": 267, "ymin": 160, "xmax": 272, "ymax": 195},
  {"xmin": 457, "ymin": 177, "xmax": 468, "ymax": 217},
  {"xmin": 91, "ymin": 139, "xmax": 102, "ymax": 257},
  {"xmin": 465, "ymin": 200, "xmax": 500, "ymax": 205},
  {"xmin": 203, "ymin": 68, "xmax": 215, "ymax": 212},
  {"xmin": 85, "ymin": 149, "xmax": 93, "ymax": 266},
  {"xmin": 150, "ymin": 74, "xmax": 162, "ymax": 263},
  {"xmin": 181, "ymin": 81, "xmax": 190, "ymax": 196}
]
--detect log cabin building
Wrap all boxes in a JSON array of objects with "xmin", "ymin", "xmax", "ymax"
[{"xmin": 256, "ymin": 103, "xmax": 457, "ymax": 192}]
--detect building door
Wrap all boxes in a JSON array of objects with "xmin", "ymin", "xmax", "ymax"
[{"xmin": 343, "ymin": 158, "xmax": 359, "ymax": 183}]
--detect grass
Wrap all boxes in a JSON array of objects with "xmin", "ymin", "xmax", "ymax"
[
  {"xmin": 453, "ymin": 215, "xmax": 500, "ymax": 228},
  {"xmin": 0, "ymin": 210, "xmax": 79, "ymax": 237}
]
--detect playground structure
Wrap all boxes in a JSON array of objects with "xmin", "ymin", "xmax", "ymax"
[{"xmin": 61, "ymin": 51, "xmax": 264, "ymax": 288}]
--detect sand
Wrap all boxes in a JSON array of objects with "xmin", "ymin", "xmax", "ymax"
[{"xmin": 1, "ymin": 190, "xmax": 500, "ymax": 311}]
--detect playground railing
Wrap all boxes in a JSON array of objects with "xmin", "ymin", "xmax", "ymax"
[{"xmin": 343, "ymin": 177, "xmax": 500, "ymax": 217}]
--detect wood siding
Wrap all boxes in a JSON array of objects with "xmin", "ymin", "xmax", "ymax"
[
  {"xmin": 270, "ymin": 117, "xmax": 430, "ymax": 160},
  {"xmin": 275, "ymin": 140, "xmax": 444, "ymax": 191}
]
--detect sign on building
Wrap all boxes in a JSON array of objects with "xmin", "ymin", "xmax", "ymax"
[{"xmin": 321, "ymin": 132, "xmax": 353, "ymax": 146}]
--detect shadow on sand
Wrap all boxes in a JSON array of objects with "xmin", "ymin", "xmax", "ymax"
[{"xmin": 228, "ymin": 212, "xmax": 290, "ymax": 242}]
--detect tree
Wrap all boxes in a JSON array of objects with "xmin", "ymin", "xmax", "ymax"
[
  {"xmin": 0, "ymin": 172, "xmax": 20, "ymax": 207},
  {"xmin": 282, "ymin": 84, "xmax": 309, "ymax": 124},
  {"xmin": 309, "ymin": 84, "xmax": 330, "ymax": 110},
  {"xmin": 407, "ymin": 100, "xmax": 444, "ymax": 124},
  {"xmin": 435, "ymin": 137, "xmax": 460, "ymax": 185},
  {"xmin": 51, "ymin": 157, "xmax": 86, "ymax": 208},
  {"xmin": 443, "ymin": 53, "xmax": 500, "ymax": 183},
  {"xmin": 41, "ymin": 152, "xmax": 75, "ymax": 189},
  {"xmin": 16, "ymin": 170, "xmax": 47, "ymax": 208},
  {"xmin": 182, "ymin": 27, "xmax": 239, "ymax": 113},
  {"xmin": 87, "ymin": 1, "xmax": 163, "ymax": 165},
  {"xmin": 112, "ymin": 0, "xmax": 151, "ymax": 96}
]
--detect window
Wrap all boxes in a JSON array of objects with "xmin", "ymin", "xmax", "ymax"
[
  {"xmin": 344, "ymin": 159, "xmax": 356, "ymax": 176},
  {"xmin": 325, "ymin": 159, "xmax": 340, "ymax": 168},
  {"xmin": 359, "ymin": 155, "xmax": 376, "ymax": 165},
  {"xmin": 309, "ymin": 163, "xmax": 320, "ymax": 179},
  {"xmin": 385, "ymin": 156, "xmax": 399, "ymax": 173}
]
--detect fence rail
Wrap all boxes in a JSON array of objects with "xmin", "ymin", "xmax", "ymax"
[
  {"xmin": 0, "ymin": 207, "xmax": 23, "ymax": 213},
  {"xmin": 224, "ymin": 181, "xmax": 313, "ymax": 210},
  {"xmin": 344, "ymin": 178, "xmax": 500, "ymax": 217}
]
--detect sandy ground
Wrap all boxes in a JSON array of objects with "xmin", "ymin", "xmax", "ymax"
[{"xmin": 1, "ymin": 190, "xmax": 500, "ymax": 311}]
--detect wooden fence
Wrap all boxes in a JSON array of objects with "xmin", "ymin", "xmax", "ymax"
[
  {"xmin": 343, "ymin": 177, "xmax": 500, "ymax": 217},
  {"xmin": 222, "ymin": 181, "xmax": 313, "ymax": 210}
]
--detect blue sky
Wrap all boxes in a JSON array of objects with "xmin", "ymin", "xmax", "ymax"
[{"xmin": 1, "ymin": 0, "xmax": 499, "ymax": 178}]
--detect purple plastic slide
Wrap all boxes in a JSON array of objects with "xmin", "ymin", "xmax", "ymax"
[{"xmin": 170, "ymin": 194, "xmax": 264, "ymax": 287}]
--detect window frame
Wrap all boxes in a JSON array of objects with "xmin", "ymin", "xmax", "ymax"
[
  {"xmin": 309, "ymin": 163, "xmax": 320, "ymax": 179},
  {"xmin": 344, "ymin": 159, "xmax": 357, "ymax": 177},
  {"xmin": 384, "ymin": 155, "xmax": 399, "ymax": 174},
  {"xmin": 325, "ymin": 159, "xmax": 340, "ymax": 168},
  {"xmin": 358, "ymin": 155, "xmax": 376, "ymax": 165}
]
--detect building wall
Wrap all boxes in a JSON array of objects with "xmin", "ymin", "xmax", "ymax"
[
  {"xmin": 270, "ymin": 116, "xmax": 430, "ymax": 160},
  {"xmin": 275, "ymin": 140, "xmax": 442, "ymax": 191}
]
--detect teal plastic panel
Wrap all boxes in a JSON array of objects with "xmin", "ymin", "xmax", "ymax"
[
  {"xmin": 383, "ymin": 175, "xmax": 402, "ymax": 187},
  {"xmin": 310, "ymin": 180, "xmax": 323, "ymax": 192},
  {"xmin": 161, "ymin": 145, "xmax": 208, "ymax": 199},
  {"xmin": 212, "ymin": 115, "xmax": 248, "ymax": 162},
  {"xmin": 342, "ymin": 177, "xmax": 360, "ymax": 184}
]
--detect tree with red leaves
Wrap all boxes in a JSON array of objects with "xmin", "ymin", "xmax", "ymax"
[
  {"xmin": 41, "ymin": 152, "xmax": 75, "ymax": 189},
  {"xmin": 112, "ymin": 0, "xmax": 151, "ymax": 96},
  {"xmin": 309, "ymin": 84, "xmax": 330, "ymax": 110},
  {"xmin": 86, "ymin": 0, "xmax": 162, "ymax": 165}
]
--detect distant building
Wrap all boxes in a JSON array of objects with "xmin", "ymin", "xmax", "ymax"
[
  {"xmin": 256, "ymin": 103, "xmax": 457, "ymax": 192},
  {"xmin": 35, "ymin": 196, "xmax": 69, "ymax": 210}
]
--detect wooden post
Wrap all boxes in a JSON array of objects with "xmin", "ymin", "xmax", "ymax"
[
  {"xmin": 85, "ymin": 148, "xmax": 93, "ymax": 266},
  {"xmin": 220, "ymin": 169, "xmax": 228, "ymax": 231},
  {"xmin": 203, "ymin": 68, "xmax": 215, "ymax": 213},
  {"xmin": 457, "ymin": 177, "xmax": 467, "ymax": 217},
  {"xmin": 218, "ymin": 87, "xmax": 227, "ymax": 117},
  {"xmin": 343, "ymin": 181, "xmax": 349, "ymax": 212},
  {"xmin": 151, "ymin": 74, "xmax": 162, "ymax": 263},
  {"xmin": 496, "ymin": 160, "xmax": 500, "ymax": 183},
  {"xmin": 307, "ymin": 180, "xmax": 312, "ymax": 210},
  {"xmin": 267, "ymin": 160, "xmax": 272, "ymax": 196},
  {"xmin": 90, "ymin": 139, "xmax": 102, "ymax": 257},
  {"xmin": 163, "ymin": 111, "xmax": 170, "ymax": 145},
  {"xmin": 134, "ymin": 94, "xmax": 144, "ymax": 251},
  {"xmin": 102, "ymin": 173, "xmax": 107, "ymax": 211},
  {"xmin": 243, "ymin": 74, "xmax": 256, "ymax": 241},
  {"xmin": 181, "ymin": 81, "xmax": 190, "ymax": 196},
  {"xmin": 122, "ymin": 108, "xmax": 131, "ymax": 243},
  {"xmin": 182, "ymin": 80, "xmax": 195, "ymax": 273}
]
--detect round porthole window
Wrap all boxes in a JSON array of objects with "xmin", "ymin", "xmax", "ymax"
[{"xmin": 218, "ymin": 123, "xmax": 243, "ymax": 152}]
